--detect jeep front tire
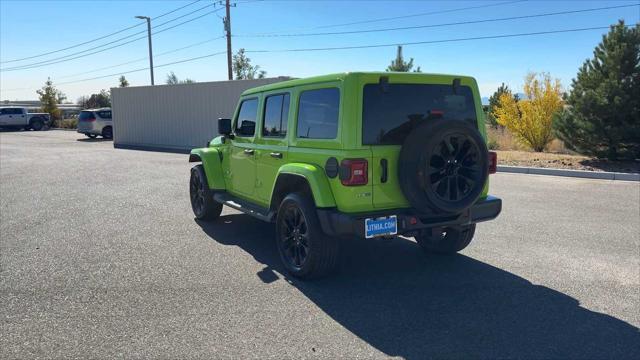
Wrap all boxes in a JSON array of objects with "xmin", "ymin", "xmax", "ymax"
[
  {"xmin": 276, "ymin": 193, "xmax": 338, "ymax": 279},
  {"xmin": 415, "ymin": 224, "xmax": 476, "ymax": 254},
  {"xmin": 190, "ymin": 165, "xmax": 222, "ymax": 221}
]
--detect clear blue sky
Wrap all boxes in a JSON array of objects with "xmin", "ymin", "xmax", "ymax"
[{"xmin": 1, "ymin": 0, "xmax": 638, "ymax": 102}]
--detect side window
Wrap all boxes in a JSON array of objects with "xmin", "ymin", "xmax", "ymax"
[
  {"xmin": 296, "ymin": 88, "xmax": 340, "ymax": 139},
  {"xmin": 0, "ymin": 109, "xmax": 7, "ymax": 115},
  {"xmin": 10, "ymin": 108, "xmax": 22, "ymax": 115},
  {"xmin": 263, "ymin": 93, "xmax": 290, "ymax": 138},
  {"xmin": 97, "ymin": 111, "xmax": 112, "ymax": 119},
  {"xmin": 235, "ymin": 98, "xmax": 258, "ymax": 137}
]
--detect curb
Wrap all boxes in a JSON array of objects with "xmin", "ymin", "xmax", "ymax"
[{"xmin": 498, "ymin": 165, "xmax": 640, "ymax": 182}]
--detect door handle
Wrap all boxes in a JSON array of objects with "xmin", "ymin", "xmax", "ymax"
[
  {"xmin": 380, "ymin": 158, "xmax": 388, "ymax": 183},
  {"xmin": 243, "ymin": 149, "xmax": 254, "ymax": 155},
  {"xmin": 270, "ymin": 152, "xmax": 283, "ymax": 159}
]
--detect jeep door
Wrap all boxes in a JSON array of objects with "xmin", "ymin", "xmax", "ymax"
[
  {"xmin": 228, "ymin": 97, "xmax": 260, "ymax": 199},
  {"xmin": 254, "ymin": 92, "xmax": 291, "ymax": 205}
]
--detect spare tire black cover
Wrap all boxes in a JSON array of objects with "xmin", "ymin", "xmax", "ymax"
[{"xmin": 398, "ymin": 118, "xmax": 489, "ymax": 214}]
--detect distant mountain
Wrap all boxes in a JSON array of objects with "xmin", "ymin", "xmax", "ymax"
[{"xmin": 481, "ymin": 93, "xmax": 527, "ymax": 106}]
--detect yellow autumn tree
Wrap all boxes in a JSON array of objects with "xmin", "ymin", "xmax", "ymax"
[{"xmin": 493, "ymin": 72, "xmax": 563, "ymax": 152}]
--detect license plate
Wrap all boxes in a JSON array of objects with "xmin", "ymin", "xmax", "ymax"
[{"xmin": 365, "ymin": 216, "xmax": 398, "ymax": 238}]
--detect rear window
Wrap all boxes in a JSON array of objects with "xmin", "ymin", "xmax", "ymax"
[
  {"xmin": 362, "ymin": 83, "xmax": 477, "ymax": 145},
  {"xmin": 79, "ymin": 111, "xmax": 95, "ymax": 121}
]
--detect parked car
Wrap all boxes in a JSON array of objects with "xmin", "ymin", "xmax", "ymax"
[
  {"xmin": 0, "ymin": 107, "xmax": 51, "ymax": 131},
  {"xmin": 188, "ymin": 72, "xmax": 502, "ymax": 279},
  {"xmin": 77, "ymin": 108, "xmax": 113, "ymax": 139}
]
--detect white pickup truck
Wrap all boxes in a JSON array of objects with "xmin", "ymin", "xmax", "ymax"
[{"xmin": 0, "ymin": 107, "xmax": 51, "ymax": 131}]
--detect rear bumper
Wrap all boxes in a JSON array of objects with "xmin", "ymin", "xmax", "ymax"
[
  {"xmin": 77, "ymin": 124, "xmax": 100, "ymax": 134},
  {"xmin": 317, "ymin": 196, "xmax": 502, "ymax": 238}
]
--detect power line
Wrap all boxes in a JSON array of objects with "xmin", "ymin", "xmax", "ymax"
[
  {"xmin": 245, "ymin": 25, "xmax": 628, "ymax": 53},
  {"xmin": 56, "ymin": 37, "xmax": 224, "ymax": 80},
  {"xmin": 1, "ymin": 6, "xmax": 223, "ymax": 72},
  {"xmin": 2, "ymin": 24, "xmax": 628, "ymax": 92},
  {"xmin": 56, "ymin": 51, "xmax": 228, "ymax": 86},
  {"xmin": 0, "ymin": 0, "xmax": 202, "ymax": 64},
  {"xmin": 236, "ymin": 4, "xmax": 640, "ymax": 37},
  {"xmin": 153, "ymin": 0, "xmax": 203, "ymax": 20},
  {"xmin": 239, "ymin": 0, "xmax": 524, "ymax": 35}
]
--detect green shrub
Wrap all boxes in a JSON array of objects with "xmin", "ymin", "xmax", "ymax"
[
  {"xmin": 54, "ymin": 118, "xmax": 78, "ymax": 129},
  {"xmin": 487, "ymin": 137, "xmax": 499, "ymax": 150}
]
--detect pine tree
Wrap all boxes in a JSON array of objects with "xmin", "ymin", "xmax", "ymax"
[
  {"xmin": 487, "ymin": 83, "xmax": 514, "ymax": 127},
  {"xmin": 386, "ymin": 46, "xmax": 421, "ymax": 72},
  {"xmin": 118, "ymin": 75, "xmax": 130, "ymax": 87},
  {"xmin": 36, "ymin": 78, "xmax": 66, "ymax": 121},
  {"xmin": 166, "ymin": 72, "xmax": 197, "ymax": 84},
  {"xmin": 554, "ymin": 21, "xmax": 640, "ymax": 160}
]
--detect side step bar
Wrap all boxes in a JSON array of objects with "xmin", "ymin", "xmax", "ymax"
[{"xmin": 213, "ymin": 192, "xmax": 275, "ymax": 223}]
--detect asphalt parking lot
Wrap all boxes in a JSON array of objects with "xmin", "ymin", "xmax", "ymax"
[{"xmin": 1, "ymin": 130, "xmax": 639, "ymax": 359}]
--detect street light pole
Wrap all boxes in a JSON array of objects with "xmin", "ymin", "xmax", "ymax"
[{"xmin": 135, "ymin": 16, "xmax": 154, "ymax": 85}]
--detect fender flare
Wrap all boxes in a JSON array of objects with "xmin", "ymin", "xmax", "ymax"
[
  {"xmin": 189, "ymin": 148, "xmax": 226, "ymax": 190},
  {"xmin": 273, "ymin": 163, "xmax": 336, "ymax": 208}
]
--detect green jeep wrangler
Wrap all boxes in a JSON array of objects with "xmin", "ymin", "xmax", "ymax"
[{"xmin": 189, "ymin": 72, "xmax": 501, "ymax": 279}]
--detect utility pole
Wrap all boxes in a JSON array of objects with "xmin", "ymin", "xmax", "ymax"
[
  {"xmin": 224, "ymin": 0, "xmax": 233, "ymax": 80},
  {"xmin": 135, "ymin": 15, "xmax": 155, "ymax": 85}
]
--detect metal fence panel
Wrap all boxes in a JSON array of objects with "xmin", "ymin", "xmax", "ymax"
[{"xmin": 111, "ymin": 77, "xmax": 289, "ymax": 152}]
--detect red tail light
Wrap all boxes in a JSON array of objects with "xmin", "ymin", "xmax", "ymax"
[
  {"xmin": 488, "ymin": 151, "xmax": 497, "ymax": 174},
  {"xmin": 340, "ymin": 159, "xmax": 368, "ymax": 186}
]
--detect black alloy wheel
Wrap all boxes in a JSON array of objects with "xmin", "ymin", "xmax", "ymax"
[
  {"xmin": 190, "ymin": 171, "xmax": 206, "ymax": 217},
  {"xmin": 275, "ymin": 193, "xmax": 339, "ymax": 279},
  {"xmin": 428, "ymin": 133, "xmax": 483, "ymax": 202},
  {"xmin": 278, "ymin": 204, "xmax": 310, "ymax": 270},
  {"xmin": 399, "ymin": 119, "xmax": 489, "ymax": 214},
  {"xmin": 189, "ymin": 165, "xmax": 222, "ymax": 220}
]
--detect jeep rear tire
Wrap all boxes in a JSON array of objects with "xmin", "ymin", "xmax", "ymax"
[
  {"xmin": 399, "ymin": 119, "xmax": 488, "ymax": 214},
  {"xmin": 276, "ymin": 193, "xmax": 339, "ymax": 279},
  {"xmin": 190, "ymin": 165, "xmax": 222, "ymax": 221},
  {"xmin": 415, "ymin": 224, "xmax": 476, "ymax": 254}
]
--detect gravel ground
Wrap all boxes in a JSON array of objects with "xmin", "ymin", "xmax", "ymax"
[
  {"xmin": 1, "ymin": 130, "xmax": 639, "ymax": 359},
  {"xmin": 496, "ymin": 150, "xmax": 640, "ymax": 173}
]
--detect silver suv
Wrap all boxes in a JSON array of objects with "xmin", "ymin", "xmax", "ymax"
[{"xmin": 77, "ymin": 108, "xmax": 113, "ymax": 139}]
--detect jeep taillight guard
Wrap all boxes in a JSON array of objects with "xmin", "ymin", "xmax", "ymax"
[{"xmin": 340, "ymin": 159, "xmax": 368, "ymax": 186}]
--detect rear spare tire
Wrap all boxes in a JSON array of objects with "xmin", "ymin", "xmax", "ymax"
[{"xmin": 399, "ymin": 119, "xmax": 488, "ymax": 214}]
